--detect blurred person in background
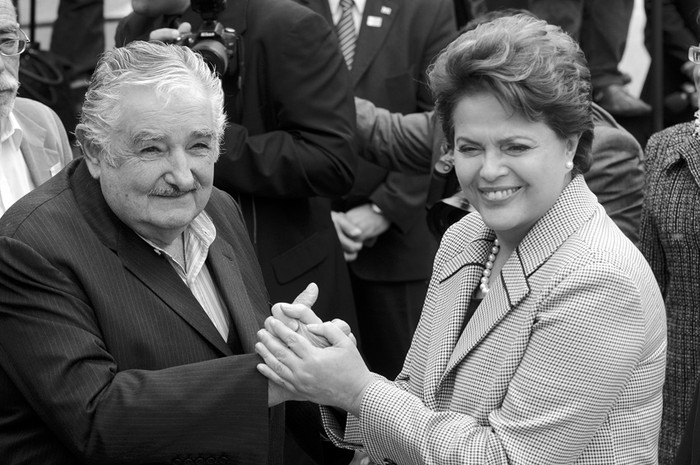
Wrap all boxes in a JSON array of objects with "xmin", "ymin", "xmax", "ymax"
[
  {"xmin": 641, "ymin": 40, "xmax": 700, "ymax": 465},
  {"xmin": 0, "ymin": 0, "xmax": 72, "ymax": 217}
]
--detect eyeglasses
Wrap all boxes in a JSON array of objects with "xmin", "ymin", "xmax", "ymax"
[
  {"xmin": 689, "ymin": 45, "xmax": 700, "ymax": 64},
  {"xmin": 0, "ymin": 29, "xmax": 30, "ymax": 57}
]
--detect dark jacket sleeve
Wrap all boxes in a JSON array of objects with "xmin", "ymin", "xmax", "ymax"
[{"xmin": 214, "ymin": 10, "xmax": 357, "ymax": 199}]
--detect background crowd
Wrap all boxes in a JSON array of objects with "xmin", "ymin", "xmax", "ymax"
[{"xmin": 0, "ymin": 0, "xmax": 699, "ymax": 464}]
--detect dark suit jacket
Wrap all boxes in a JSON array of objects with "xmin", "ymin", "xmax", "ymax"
[
  {"xmin": 296, "ymin": 0, "xmax": 456, "ymax": 282},
  {"xmin": 115, "ymin": 0, "xmax": 358, "ymax": 325},
  {"xmin": 0, "ymin": 159, "xmax": 283, "ymax": 464},
  {"xmin": 13, "ymin": 97, "xmax": 73, "ymax": 186}
]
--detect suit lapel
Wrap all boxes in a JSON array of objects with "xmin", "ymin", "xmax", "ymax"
[
  {"xmin": 15, "ymin": 108, "xmax": 59, "ymax": 187},
  {"xmin": 207, "ymin": 236, "xmax": 267, "ymax": 353},
  {"xmin": 351, "ymin": 0, "xmax": 398, "ymax": 85},
  {"xmin": 117, "ymin": 226, "xmax": 234, "ymax": 357},
  {"xmin": 423, "ymin": 234, "xmax": 490, "ymax": 404},
  {"xmin": 442, "ymin": 251, "xmax": 529, "ymax": 381}
]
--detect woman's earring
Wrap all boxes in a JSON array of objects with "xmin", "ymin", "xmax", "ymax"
[{"xmin": 565, "ymin": 160, "xmax": 574, "ymax": 170}]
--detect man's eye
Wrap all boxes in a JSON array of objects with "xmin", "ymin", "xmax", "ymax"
[{"xmin": 139, "ymin": 146, "xmax": 162, "ymax": 156}]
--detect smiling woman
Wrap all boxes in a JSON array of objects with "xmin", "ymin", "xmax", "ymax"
[{"xmin": 256, "ymin": 13, "xmax": 667, "ymax": 465}]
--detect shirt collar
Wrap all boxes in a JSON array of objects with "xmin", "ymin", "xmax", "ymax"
[
  {"xmin": 140, "ymin": 209, "xmax": 217, "ymax": 257},
  {"xmin": 0, "ymin": 112, "xmax": 23, "ymax": 146},
  {"xmin": 329, "ymin": 0, "xmax": 366, "ymax": 16}
]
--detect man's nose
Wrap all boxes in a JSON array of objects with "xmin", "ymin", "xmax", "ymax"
[{"xmin": 163, "ymin": 149, "xmax": 196, "ymax": 188}]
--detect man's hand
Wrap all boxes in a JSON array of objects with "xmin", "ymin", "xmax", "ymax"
[
  {"xmin": 148, "ymin": 22, "xmax": 192, "ymax": 43},
  {"xmin": 331, "ymin": 211, "xmax": 364, "ymax": 261},
  {"xmin": 345, "ymin": 204, "xmax": 390, "ymax": 247},
  {"xmin": 267, "ymin": 379, "xmax": 302, "ymax": 407},
  {"xmin": 270, "ymin": 283, "xmax": 356, "ymax": 347}
]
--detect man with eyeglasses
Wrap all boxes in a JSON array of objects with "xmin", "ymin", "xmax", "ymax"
[{"xmin": 0, "ymin": 0, "xmax": 72, "ymax": 218}]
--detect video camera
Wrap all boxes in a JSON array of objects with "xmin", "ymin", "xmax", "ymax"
[{"xmin": 176, "ymin": 0, "xmax": 240, "ymax": 77}]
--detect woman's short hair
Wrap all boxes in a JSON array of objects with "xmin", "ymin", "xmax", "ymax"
[
  {"xmin": 429, "ymin": 14, "xmax": 594, "ymax": 174},
  {"xmin": 76, "ymin": 40, "xmax": 227, "ymax": 167}
]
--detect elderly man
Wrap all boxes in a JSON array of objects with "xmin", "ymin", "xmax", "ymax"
[
  {"xmin": 0, "ymin": 0, "xmax": 72, "ymax": 216},
  {"xmin": 0, "ymin": 41, "xmax": 290, "ymax": 464}
]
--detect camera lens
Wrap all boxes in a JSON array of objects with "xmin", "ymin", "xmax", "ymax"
[{"xmin": 192, "ymin": 40, "xmax": 229, "ymax": 75}]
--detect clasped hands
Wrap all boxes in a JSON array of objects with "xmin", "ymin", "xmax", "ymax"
[{"xmin": 255, "ymin": 283, "xmax": 374, "ymax": 417}]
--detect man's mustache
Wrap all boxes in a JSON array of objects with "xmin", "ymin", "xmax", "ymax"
[
  {"xmin": 149, "ymin": 180, "xmax": 203, "ymax": 197},
  {"xmin": 0, "ymin": 76, "xmax": 19, "ymax": 93}
]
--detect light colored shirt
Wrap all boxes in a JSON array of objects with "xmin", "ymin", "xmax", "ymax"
[
  {"xmin": 143, "ymin": 211, "xmax": 230, "ymax": 341},
  {"xmin": 0, "ymin": 113, "xmax": 31, "ymax": 216},
  {"xmin": 329, "ymin": 0, "xmax": 366, "ymax": 33}
]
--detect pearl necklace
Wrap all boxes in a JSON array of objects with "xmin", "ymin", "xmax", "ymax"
[{"xmin": 479, "ymin": 239, "xmax": 500, "ymax": 294}]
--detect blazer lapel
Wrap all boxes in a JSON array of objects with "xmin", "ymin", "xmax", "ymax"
[
  {"xmin": 16, "ymin": 110, "xmax": 60, "ymax": 187},
  {"xmin": 442, "ymin": 252, "xmax": 529, "ymax": 380},
  {"xmin": 423, "ymin": 233, "xmax": 491, "ymax": 404},
  {"xmin": 207, "ymin": 236, "xmax": 267, "ymax": 353},
  {"xmin": 117, "ymin": 227, "xmax": 234, "ymax": 357},
  {"xmin": 351, "ymin": 0, "xmax": 398, "ymax": 85}
]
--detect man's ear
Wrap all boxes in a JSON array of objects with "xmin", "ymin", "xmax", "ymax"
[{"xmin": 75, "ymin": 127, "xmax": 102, "ymax": 180}]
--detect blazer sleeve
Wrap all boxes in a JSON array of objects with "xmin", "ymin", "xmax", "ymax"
[
  {"xmin": 0, "ymin": 235, "xmax": 271, "ymax": 463},
  {"xmin": 214, "ymin": 10, "xmax": 357, "ymax": 198},
  {"xmin": 322, "ymin": 261, "xmax": 653, "ymax": 464}
]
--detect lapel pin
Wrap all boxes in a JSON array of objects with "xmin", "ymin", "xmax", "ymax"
[
  {"xmin": 367, "ymin": 15, "xmax": 383, "ymax": 27},
  {"xmin": 380, "ymin": 5, "xmax": 392, "ymax": 15}
]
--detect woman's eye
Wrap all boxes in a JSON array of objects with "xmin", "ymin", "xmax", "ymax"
[{"xmin": 456, "ymin": 145, "xmax": 480, "ymax": 156}]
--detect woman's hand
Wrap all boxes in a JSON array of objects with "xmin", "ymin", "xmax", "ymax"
[
  {"xmin": 256, "ymin": 318, "xmax": 373, "ymax": 416},
  {"xmin": 271, "ymin": 283, "xmax": 356, "ymax": 347}
]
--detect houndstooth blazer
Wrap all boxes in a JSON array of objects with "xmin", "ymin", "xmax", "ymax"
[{"xmin": 323, "ymin": 175, "xmax": 666, "ymax": 464}]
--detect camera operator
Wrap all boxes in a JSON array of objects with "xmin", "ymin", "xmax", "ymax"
[{"xmin": 116, "ymin": 1, "xmax": 358, "ymax": 464}]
